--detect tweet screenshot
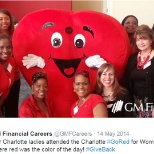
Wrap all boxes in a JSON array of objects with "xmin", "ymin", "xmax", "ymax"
[{"xmin": 0, "ymin": 119, "xmax": 153, "ymax": 153}]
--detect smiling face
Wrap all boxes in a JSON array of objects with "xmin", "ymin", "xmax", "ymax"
[
  {"xmin": 32, "ymin": 78, "xmax": 48, "ymax": 102},
  {"xmin": 13, "ymin": 9, "xmax": 130, "ymax": 117},
  {"xmin": 100, "ymin": 67, "xmax": 115, "ymax": 88},
  {"xmin": 123, "ymin": 17, "xmax": 138, "ymax": 34},
  {"xmin": 73, "ymin": 74, "xmax": 90, "ymax": 100},
  {"xmin": 0, "ymin": 13, "xmax": 11, "ymax": 32},
  {"xmin": 136, "ymin": 35, "xmax": 152, "ymax": 52},
  {"xmin": 0, "ymin": 37, "xmax": 12, "ymax": 63},
  {"xmin": 134, "ymin": 25, "xmax": 154, "ymax": 52}
]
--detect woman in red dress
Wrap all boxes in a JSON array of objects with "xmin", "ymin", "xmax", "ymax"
[
  {"xmin": 19, "ymin": 72, "xmax": 53, "ymax": 118},
  {"xmin": 71, "ymin": 70, "xmax": 108, "ymax": 118},
  {"xmin": 0, "ymin": 34, "xmax": 15, "ymax": 117}
]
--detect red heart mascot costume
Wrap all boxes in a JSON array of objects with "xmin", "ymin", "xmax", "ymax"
[{"xmin": 12, "ymin": 9, "xmax": 130, "ymax": 117}]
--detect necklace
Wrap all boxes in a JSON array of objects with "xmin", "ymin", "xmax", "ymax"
[
  {"xmin": 102, "ymin": 91, "xmax": 116, "ymax": 101},
  {"xmin": 137, "ymin": 51, "xmax": 151, "ymax": 69},
  {"xmin": 102, "ymin": 92, "xmax": 113, "ymax": 97},
  {"xmin": 76, "ymin": 95, "xmax": 90, "ymax": 108},
  {"xmin": 102, "ymin": 92, "xmax": 113, "ymax": 101},
  {"xmin": 76, "ymin": 97, "xmax": 86, "ymax": 108},
  {"xmin": 74, "ymin": 98, "xmax": 86, "ymax": 115}
]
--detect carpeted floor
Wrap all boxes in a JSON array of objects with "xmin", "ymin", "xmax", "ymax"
[{"xmin": 18, "ymin": 73, "xmax": 31, "ymax": 108}]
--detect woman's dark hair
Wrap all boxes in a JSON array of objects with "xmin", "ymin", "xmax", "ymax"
[
  {"xmin": 0, "ymin": 9, "xmax": 14, "ymax": 37},
  {"xmin": 32, "ymin": 72, "xmax": 48, "ymax": 84},
  {"xmin": 121, "ymin": 15, "xmax": 138, "ymax": 26},
  {"xmin": 12, "ymin": 16, "xmax": 19, "ymax": 25},
  {"xmin": 0, "ymin": 34, "xmax": 12, "ymax": 47}
]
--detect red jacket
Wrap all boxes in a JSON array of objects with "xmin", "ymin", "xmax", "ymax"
[
  {"xmin": 19, "ymin": 94, "xmax": 53, "ymax": 118},
  {"xmin": 0, "ymin": 57, "xmax": 15, "ymax": 98}
]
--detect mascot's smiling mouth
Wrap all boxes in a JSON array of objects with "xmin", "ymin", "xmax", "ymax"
[{"xmin": 53, "ymin": 58, "xmax": 82, "ymax": 78}]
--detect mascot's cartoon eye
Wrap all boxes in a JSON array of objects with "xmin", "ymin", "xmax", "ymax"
[
  {"xmin": 74, "ymin": 34, "xmax": 85, "ymax": 48},
  {"xmin": 51, "ymin": 32, "xmax": 62, "ymax": 48}
]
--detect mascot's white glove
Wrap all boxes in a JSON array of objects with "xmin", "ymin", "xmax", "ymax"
[
  {"xmin": 22, "ymin": 54, "xmax": 45, "ymax": 69},
  {"xmin": 85, "ymin": 55, "xmax": 107, "ymax": 68}
]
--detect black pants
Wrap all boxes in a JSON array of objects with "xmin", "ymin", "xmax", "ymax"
[{"xmin": 3, "ymin": 79, "xmax": 20, "ymax": 117}]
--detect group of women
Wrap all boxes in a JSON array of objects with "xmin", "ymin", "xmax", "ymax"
[
  {"xmin": 19, "ymin": 18, "xmax": 154, "ymax": 118},
  {"xmin": 0, "ymin": 9, "xmax": 20, "ymax": 117},
  {"xmin": 1, "ymin": 9, "xmax": 154, "ymax": 118},
  {"xmin": 71, "ymin": 15, "xmax": 154, "ymax": 118},
  {"xmin": 122, "ymin": 15, "xmax": 154, "ymax": 118}
]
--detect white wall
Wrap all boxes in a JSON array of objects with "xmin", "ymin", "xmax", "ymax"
[
  {"xmin": 72, "ymin": 0, "xmax": 103, "ymax": 12},
  {"xmin": 105, "ymin": 0, "xmax": 154, "ymax": 27}
]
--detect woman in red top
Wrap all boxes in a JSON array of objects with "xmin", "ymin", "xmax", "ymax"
[
  {"xmin": 19, "ymin": 72, "xmax": 53, "ymax": 118},
  {"xmin": 71, "ymin": 70, "xmax": 108, "ymax": 118},
  {"xmin": 0, "ymin": 34, "xmax": 15, "ymax": 117},
  {"xmin": 0, "ymin": 9, "xmax": 20, "ymax": 117}
]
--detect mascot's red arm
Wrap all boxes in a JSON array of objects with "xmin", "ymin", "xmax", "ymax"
[{"xmin": 13, "ymin": 9, "xmax": 130, "ymax": 117}]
